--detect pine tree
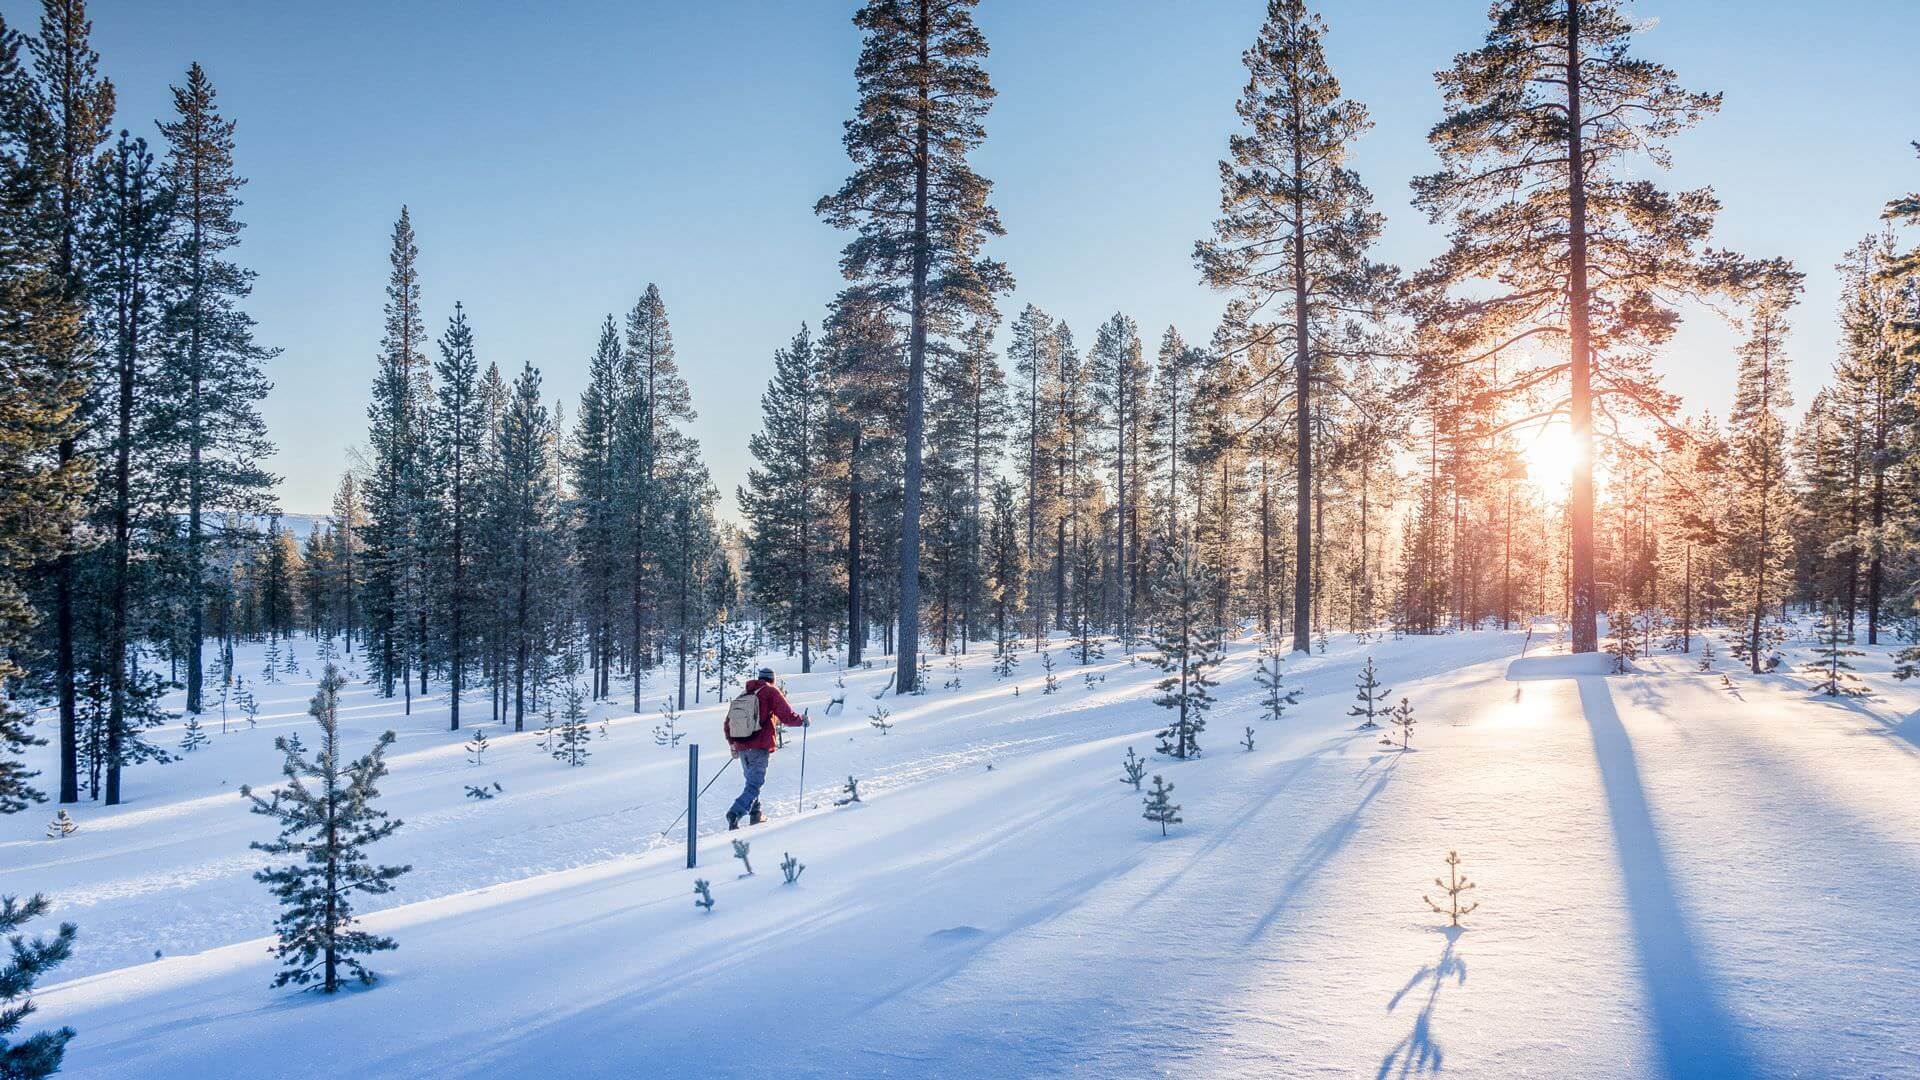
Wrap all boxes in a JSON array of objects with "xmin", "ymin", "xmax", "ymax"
[
  {"xmin": 1382, "ymin": 697, "xmax": 1415, "ymax": 751},
  {"xmin": 30, "ymin": 0, "xmax": 117, "ymax": 809},
  {"xmin": 1090, "ymin": 313, "xmax": 1148, "ymax": 647},
  {"xmin": 151, "ymin": 62, "xmax": 276, "ymax": 717},
  {"xmin": 1726, "ymin": 280, "xmax": 1803, "ymax": 673},
  {"xmin": 1197, "ymin": 0, "xmax": 1390, "ymax": 655},
  {"xmin": 553, "ymin": 681, "xmax": 590, "ymax": 766},
  {"xmin": 817, "ymin": 0, "xmax": 1012, "ymax": 693},
  {"xmin": 1254, "ymin": 643, "xmax": 1301, "ymax": 722},
  {"xmin": 1147, "ymin": 542, "xmax": 1223, "ymax": 759},
  {"xmin": 868, "ymin": 703, "xmax": 893, "ymax": 734},
  {"xmin": 1348, "ymin": 655, "xmax": 1388, "ymax": 729},
  {"xmin": 1411, "ymin": 0, "xmax": 1769, "ymax": 655},
  {"xmin": 0, "ymin": 11, "xmax": 88, "ymax": 814},
  {"xmin": 1120, "ymin": 746, "xmax": 1145, "ymax": 789},
  {"xmin": 692, "ymin": 879, "xmax": 714, "ymax": 912},
  {"xmin": 0, "ymin": 893, "xmax": 76, "ymax": 1077},
  {"xmin": 431, "ymin": 304, "xmax": 483, "ymax": 729},
  {"xmin": 363, "ymin": 208, "xmax": 429, "ymax": 709},
  {"xmin": 1424, "ymin": 850, "xmax": 1480, "ymax": 928},
  {"xmin": 740, "ymin": 324, "xmax": 836, "ymax": 672},
  {"xmin": 178, "ymin": 714, "xmax": 207, "ymax": 752},
  {"xmin": 240, "ymin": 664, "xmax": 409, "ymax": 992},
  {"xmin": 464, "ymin": 726, "xmax": 488, "ymax": 766},
  {"xmin": 1805, "ymin": 607, "xmax": 1868, "ymax": 697},
  {"xmin": 1142, "ymin": 775, "xmax": 1181, "ymax": 836},
  {"xmin": 781, "ymin": 852, "xmax": 805, "ymax": 885}
]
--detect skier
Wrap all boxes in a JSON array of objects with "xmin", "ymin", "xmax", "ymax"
[{"xmin": 723, "ymin": 667, "xmax": 808, "ymax": 829}]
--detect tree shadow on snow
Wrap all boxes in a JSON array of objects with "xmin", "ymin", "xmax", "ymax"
[
  {"xmin": 1578, "ymin": 675, "xmax": 1759, "ymax": 1078},
  {"xmin": 1377, "ymin": 925, "xmax": 1465, "ymax": 1080},
  {"xmin": 1245, "ymin": 755, "xmax": 1400, "ymax": 942}
]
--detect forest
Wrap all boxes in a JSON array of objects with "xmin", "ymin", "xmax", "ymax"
[
  {"xmin": 0, "ymin": 1, "xmax": 1917, "ymax": 1074},
  {"xmin": 0, "ymin": 0, "xmax": 1915, "ymax": 809}
]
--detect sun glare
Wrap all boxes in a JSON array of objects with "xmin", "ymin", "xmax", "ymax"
[{"xmin": 1518, "ymin": 423, "xmax": 1579, "ymax": 493}]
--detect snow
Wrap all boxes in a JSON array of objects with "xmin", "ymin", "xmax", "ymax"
[{"xmin": 7, "ymin": 625, "xmax": 1920, "ymax": 1078}]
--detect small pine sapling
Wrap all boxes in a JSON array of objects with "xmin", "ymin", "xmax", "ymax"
[
  {"xmin": 1041, "ymin": 649, "xmax": 1059, "ymax": 695},
  {"xmin": 993, "ymin": 640, "xmax": 1018, "ymax": 679},
  {"xmin": 1697, "ymin": 637, "xmax": 1716, "ymax": 672},
  {"xmin": 1382, "ymin": 697, "xmax": 1416, "ymax": 751},
  {"xmin": 869, "ymin": 703, "xmax": 893, "ymax": 734},
  {"xmin": 653, "ymin": 699, "xmax": 685, "ymax": 749},
  {"xmin": 240, "ymin": 685, "xmax": 260, "ymax": 730},
  {"xmin": 834, "ymin": 776, "xmax": 862, "ymax": 805},
  {"xmin": 0, "ymin": 893, "xmax": 76, "ymax": 1075},
  {"xmin": 693, "ymin": 879, "xmax": 714, "ymax": 912},
  {"xmin": 554, "ymin": 684, "xmax": 592, "ymax": 766},
  {"xmin": 46, "ymin": 810, "xmax": 76, "ymax": 839},
  {"xmin": 1805, "ymin": 608, "xmax": 1869, "ymax": 697},
  {"xmin": 241, "ymin": 664, "xmax": 410, "ymax": 992},
  {"xmin": 1120, "ymin": 746, "xmax": 1146, "ymax": 789},
  {"xmin": 283, "ymin": 646, "xmax": 300, "ymax": 675},
  {"xmin": 1147, "ymin": 543, "xmax": 1223, "ymax": 760},
  {"xmin": 1241, "ymin": 726, "xmax": 1256, "ymax": 752},
  {"xmin": 464, "ymin": 782, "xmax": 502, "ymax": 801},
  {"xmin": 1897, "ymin": 644, "xmax": 1920, "ymax": 682},
  {"xmin": 732, "ymin": 838, "xmax": 754, "ymax": 878},
  {"xmin": 781, "ymin": 852, "xmax": 805, "ymax": 885},
  {"xmin": 1348, "ymin": 656, "xmax": 1390, "ymax": 729},
  {"xmin": 1424, "ymin": 850, "xmax": 1480, "ymax": 928},
  {"xmin": 179, "ymin": 715, "xmax": 209, "ymax": 753},
  {"xmin": 262, "ymin": 638, "xmax": 281, "ymax": 683},
  {"xmin": 1607, "ymin": 604, "xmax": 1637, "ymax": 673},
  {"xmin": 465, "ymin": 727, "xmax": 490, "ymax": 766},
  {"xmin": 1254, "ymin": 645, "xmax": 1301, "ymax": 723},
  {"xmin": 913, "ymin": 653, "xmax": 931, "ymax": 696},
  {"xmin": 1142, "ymin": 775, "xmax": 1181, "ymax": 836}
]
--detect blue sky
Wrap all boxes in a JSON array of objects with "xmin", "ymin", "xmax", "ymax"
[{"xmin": 29, "ymin": 0, "xmax": 1919, "ymax": 515}]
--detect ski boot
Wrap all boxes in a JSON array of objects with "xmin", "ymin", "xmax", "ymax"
[{"xmin": 749, "ymin": 801, "xmax": 765, "ymax": 826}]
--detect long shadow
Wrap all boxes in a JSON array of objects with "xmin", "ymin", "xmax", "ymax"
[
  {"xmin": 1577, "ymin": 676, "xmax": 1759, "ymax": 1078},
  {"xmin": 1378, "ymin": 925, "xmax": 1465, "ymax": 1079},
  {"xmin": 1246, "ymin": 757, "xmax": 1398, "ymax": 941}
]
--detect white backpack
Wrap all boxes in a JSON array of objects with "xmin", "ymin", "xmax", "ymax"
[{"xmin": 725, "ymin": 689, "xmax": 762, "ymax": 740}]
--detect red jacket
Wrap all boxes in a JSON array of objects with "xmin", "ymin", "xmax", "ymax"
[{"xmin": 725, "ymin": 679, "xmax": 804, "ymax": 753}]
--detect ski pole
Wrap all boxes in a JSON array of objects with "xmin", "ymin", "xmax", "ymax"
[
  {"xmin": 659, "ymin": 753, "xmax": 736, "ymax": 837},
  {"xmin": 798, "ymin": 708, "xmax": 810, "ymax": 812}
]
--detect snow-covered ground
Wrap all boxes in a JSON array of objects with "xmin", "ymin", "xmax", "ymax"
[{"xmin": 7, "ymin": 624, "xmax": 1920, "ymax": 1078}]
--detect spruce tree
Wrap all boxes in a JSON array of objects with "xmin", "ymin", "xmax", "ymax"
[
  {"xmin": 554, "ymin": 682, "xmax": 591, "ymax": 766},
  {"xmin": 817, "ymin": 0, "xmax": 1012, "ymax": 693},
  {"xmin": 151, "ymin": 62, "xmax": 276, "ymax": 717},
  {"xmin": 241, "ymin": 663, "xmax": 409, "ymax": 993},
  {"xmin": 1411, "ymin": 0, "xmax": 1765, "ymax": 654},
  {"xmin": 1197, "ymin": 0, "xmax": 1390, "ymax": 655},
  {"xmin": 0, "ymin": 893, "xmax": 76, "ymax": 1078},
  {"xmin": 1147, "ymin": 542, "xmax": 1222, "ymax": 760}
]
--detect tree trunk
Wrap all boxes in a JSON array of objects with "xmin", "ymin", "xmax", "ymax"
[
  {"xmin": 896, "ymin": 1, "xmax": 932, "ymax": 695},
  {"xmin": 1564, "ymin": 0, "xmax": 1600, "ymax": 653}
]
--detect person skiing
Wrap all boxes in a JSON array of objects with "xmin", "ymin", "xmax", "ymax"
[{"xmin": 723, "ymin": 667, "xmax": 808, "ymax": 829}]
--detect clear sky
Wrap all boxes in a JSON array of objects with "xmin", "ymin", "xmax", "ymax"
[{"xmin": 24, "ymin": 0, "xmax": 1918, "ymax": 516}]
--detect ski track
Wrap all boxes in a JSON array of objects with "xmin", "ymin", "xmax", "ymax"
[{"xmin": 8, "ymin": 627, "xmax": 1920, "ymax": 1077}]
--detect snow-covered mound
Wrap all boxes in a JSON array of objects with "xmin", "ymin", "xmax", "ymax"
[{"xmin": 8, "ymin": 627, "xmax": 1920, "ymax": 1078}]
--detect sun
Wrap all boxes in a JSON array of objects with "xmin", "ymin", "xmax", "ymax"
[{"xmin": 1517, "ymin": 423, "xmax": 1580, "ymax": 493}]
